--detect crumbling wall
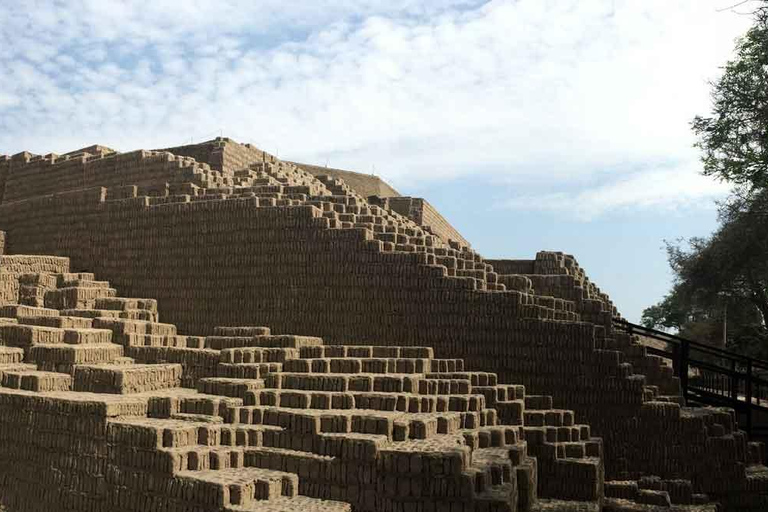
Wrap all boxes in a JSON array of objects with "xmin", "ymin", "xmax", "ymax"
[
  {"xmin": 156, "ymin": 140, "xmax": 224, "ymax": 171},
  {"xmin": 0, "ymin": 252, "xmax": 70, "ymax": 307},
  {"xmin": 161, "ymin": 138, "xmax": 273, "ymax": 175},
  {"xmin": 0, "ymin": 188, "xmax": 672, "ymax": 481},
  {"xmin": 292, "ymin": 162, "xmax": 401, "ymax": 198},
  {"xmin": 219, "ymin": 139, "xmax": 272, "ymax": 174},
  {"xmin": 488, "ymin": 252, "xmax": 618, "ymax": 334},
  {"xmin": 386, "ymin": 197, "xmax": 471, "ymax": 248},
  {"xmin": 0, "ymin": 150, "xmax": 229, "ymax": 204}
]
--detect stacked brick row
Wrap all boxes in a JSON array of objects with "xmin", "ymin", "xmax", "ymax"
[
  {"xmin": 0, "ymin": 389, "xmax": 148, "ymax": 512},
  {"xmin": 232, "ymin": 161, "xmax": 333, "ymax": 198},
  {"xmin": 157, "ymin": 140, "xmax": 229, "ymax": 174},
  {"xmin": 486, "ymin": 253, "xmax": 704, "ymax": 483},
  {"xmin": 293, "ymin": 161, "xmax": 401, "ymax": 198},
  {"xmin": 0, "ymin": 139, "xmax": 499, "ymax": 297},
  {"xmin": 218, "ymin": 139, "xmax": 274, "ymax": 174},
  {"xmin": 1, "ymin": 255, "xmax": 70, "ymax": 308},
  {"xmin": 0, "ymin": 235, "xmax": 762, "ymax": 509},
  {"xmin": 604, "ymin": 476, "xmax": 718, "ymax": 510},
  {"xmin": 0, "ymin": 383, "xmax": 352, "ymax": 512},
  {"xmin": 0, "ymin": 150, "xmax": 233, "ymax": 205},
  {"xmin": 519, "ymin": 254, "xmax": 686, "ymax": 403},
  {"xmin": 1, "ymin": 188, "xmax": 757, "ymax": 506},
  {"xmin": 487, "ymin": 253, "xmax": 676, "ymax": 396},
  {"xmin": 0, "ymin": 262, "xmax": 608, "ymax": 511},
  {"xmin": 199, "ymin": 140, "xmax": 478, "ymax": 261},
  {"xmin": 379, "ymin": 196, "xmax": 472, "ymax": 248},
  {"xmin": 161, "ymin": 137, "xmax": 274, "ymax": 176},
  {"xmin": 0, "ymin": 259, "xmax": 351, "ymax": 511},
  {"xmin": 488, "ymin": 251, "xmax": 617, "ymax": 333},
  {"xmin": 1, "ymin": 141, "xmax": 767, "ymax": 508}
]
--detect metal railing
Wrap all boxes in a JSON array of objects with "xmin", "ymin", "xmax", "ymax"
[{"xmin": 613, "ymin": 318, "xmax": 768, "ymax": 436}]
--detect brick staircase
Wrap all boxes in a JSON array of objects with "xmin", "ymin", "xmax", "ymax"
[
  {"xmin": 158, "ymin": 159, "xmax": 577, "ymax": 322},
  {"xmin": 0, "ymin": 267, "xmax": 609, "ymax": 512},
  {"xmin": 1, "ymin": 139, "xmax": 767, "ymax": 508}
]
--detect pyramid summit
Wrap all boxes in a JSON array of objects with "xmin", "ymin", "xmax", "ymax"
[{"xmin": 0, "ymin": 137, "xmax": 763, "ymax": 511}]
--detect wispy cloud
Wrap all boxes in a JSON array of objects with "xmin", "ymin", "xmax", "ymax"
[
  {"xmin": 500, "ymin": 162, "xmax": 731, "ymax": 221},
  {"xmin": 0, "ymin": 0, "xmax": 752, "ymax": 218}
]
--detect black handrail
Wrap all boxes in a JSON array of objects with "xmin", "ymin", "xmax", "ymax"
[
  {"xmin": 612, "ymin": 317, "xmax": 768, "ymax": 437},
  {"xmin": 613, "ymin": 318, "xmax": 768, "ymax": 368}
]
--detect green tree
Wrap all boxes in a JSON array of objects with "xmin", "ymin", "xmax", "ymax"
[
  {"xmin": 642, "ymin": 211, "xmax": 768, "ymax": 354},
  {"xmin": 641, "ymin": 285, "xmax": 693, "ymax": 331},
  {"xmin": 692, "ymin": 4, "xmax": 768, "ymax": 191},
  {"xmin": 644, "ymin": 3, "xmax": 768, "ymax": 357}
]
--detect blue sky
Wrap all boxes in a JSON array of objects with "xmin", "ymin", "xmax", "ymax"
[{"xmin": 0, "ymin": 0, "xmax": 755, "ymax": 321}]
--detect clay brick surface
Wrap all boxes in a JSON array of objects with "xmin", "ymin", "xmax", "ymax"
[{"xmin": 0, "ymin": 137, "xmax": 761, "ymax": 511}]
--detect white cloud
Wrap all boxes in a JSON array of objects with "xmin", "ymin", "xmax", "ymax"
[
  {"xmin": 0, "ymin": 0, "xmax": 754, "ymax": 217},
  {"xmin": 501, "ymin": 161, "xmax": 731, "ymax": 221},
  {"xmin": 0, "ymin": 93, "xmax": 19, "ymax": 109}
]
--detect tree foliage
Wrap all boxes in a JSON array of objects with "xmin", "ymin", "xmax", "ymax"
[
  {"xmin": 642, "ymin": 196, "xmax": 768, "ymax": 352},
  {"xmin": 673, "ymin": 193, "xmax": 768, "ymax": 325},
  {"xmin": 644, "ymin": 4, "xmax": 768, "ymax": 357},
  {"xmin": 641, "ymin": 284, "xmax": 696, "ymax": 331},
  {"xmin": 692, "ymin": 5, "xmax": 768, "ymax": 190}
]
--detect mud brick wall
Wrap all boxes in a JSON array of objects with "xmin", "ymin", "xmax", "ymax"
[
  {"xmin": 553, "ymin": 253, "xmax": 615, "ymax": 311},
  {"xmin": 162, "ymin": 138, "xmax": 273, "ymax": 175},
  {"xmin": 497, "ymin": 274, "xmax": 533, "ymax": 294},
  {"xmin": 487, "ymin": 259, "xmax": 535, "ymax": 275},
  {"xmin": 489, "ymin": 252, "xmax": 618, "ymax": 333},
  {"xmin": 0, "ymin": 188, "xmax": 754, "ymax": 491},
  {"xmin": 219, "ymin": 139, "xmax": 273, "ymax": 174},
  {"xmin": 62, "ymin": 144, "xmax": 116, "ymax": 158},
  {"xmin": 157, "ymin": 140, "xmax": 225, "ymax": 172},
  {"xmin": 0, "ymin": 187, "xmax": 582, "ymax": 357},
  {"xmin": 525, "ymin": 274, "xmax": 585, "ymax": 303},
  {"xmin": 591, "ymin": 403, "xmax": 747, "ymax": 486},
  {"xmin": 0, "ymin": 150, "xmax": 227, "ymax": 204},
  {"xmin": 0, "ymin": 156, "xmax": 9, "ymax": 204},
  {"xmin": 0, "ymin": 273, "xmax": 15, "ymax": 307},
  {"xmin": 292, "ymin": 162, "xmax": 402, "ymax": 198},
  {"xmin": 386, "ymin": 197, "xmax": 471, "ymax": 248},
  {"xmin": 0, "ymin": 255, "xmax": 70, "ymax": 307},
  {"xmin": 0, "ymin": 187, "xmax": 106, "ymax": 269},
  {"xmin": 0, "ymin": 390, "xmax": 147, "ymax": 512},
  {"xmin": 0, "ymin": 389, "xmax": 271, "ymax": 512},
  {"xmin": 0, "ymin": 189, "xmax": 635, "ymax": 473}
]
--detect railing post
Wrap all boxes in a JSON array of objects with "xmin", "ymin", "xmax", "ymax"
[
  {"xmin": 731, "ymin": 359, "xmax": 738, "ymax": 402},
  {"xmin": 746, "ymin": 359, "xmax": 753, "ymax": 435},
  {"xmin": 680, "ymin": 339, "xmax": 689, "ymax": 401}
]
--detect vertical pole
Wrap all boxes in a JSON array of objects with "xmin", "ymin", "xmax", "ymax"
[
  {"xmin": 722, "ymin": 300, "xmax": 727, "ymax": 348},
  {"xmin": 672, "ymin": 343, "xmax": 681, "ymax": 377},
  {"xmin": 680, "ymin": 339, "xmax": 690, "ymax": 402},
  {"xmin": 731, "ymin": 359, "xmax": 738, "ymax": 402},
  {"xmin": 747, "ymin": 359, "xmax": 753, "ymax": 435}
]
